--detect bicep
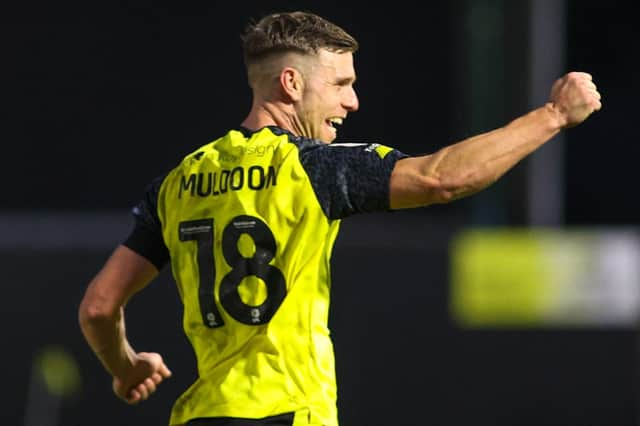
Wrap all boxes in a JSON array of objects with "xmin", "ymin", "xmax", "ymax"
[{"xmin": 80, "ymin": 245, "xmax": 159, "ymax": 317}]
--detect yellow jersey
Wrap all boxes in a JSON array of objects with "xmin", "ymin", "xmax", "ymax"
[{"xmin": 124, "ymin": 126, "xmax": 407, "ymax": 425}]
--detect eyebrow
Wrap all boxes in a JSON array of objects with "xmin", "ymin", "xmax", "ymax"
[{"xmin": 335, "ymin": 75, "xmax": 357, "ymax": 85}]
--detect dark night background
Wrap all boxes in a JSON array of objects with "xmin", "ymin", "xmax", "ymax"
[{"xmin": 2, "ymin": 1, "xmax": 639, "ymax": 426}]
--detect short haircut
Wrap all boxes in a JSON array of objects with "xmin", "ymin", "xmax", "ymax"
[{"xmin": 241, "ymin": 11, "xmax": 359, "ymax": 68}]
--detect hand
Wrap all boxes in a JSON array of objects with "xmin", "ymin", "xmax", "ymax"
[
  {"xmin": 112, "ymin": 352, "xmax": 172, "ymax": 404},
  {"xmin": 549, "ymin": 71, "xmax": 602, "ymax": 128}
]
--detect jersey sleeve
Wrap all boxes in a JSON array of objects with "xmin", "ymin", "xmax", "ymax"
[
  {"xmin": 122, "ymin": 174, "xmax": 170, "ymax": 270},
  {"xmin": 299, "ymin": 142, "xmax": 409, "ymax": 219}
]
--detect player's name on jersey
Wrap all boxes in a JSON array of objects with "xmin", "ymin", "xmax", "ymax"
[{"xmin": 178, "ymin": 166, "xmax": 277, "ymax": 198}]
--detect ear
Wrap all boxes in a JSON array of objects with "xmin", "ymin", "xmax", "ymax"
[{"xmin": 279, "ymin": 67, "xmax": 304, "ymax": 102}]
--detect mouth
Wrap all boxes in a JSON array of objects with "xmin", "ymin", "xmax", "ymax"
[{"xmin": 327, "ymin": 117, "xmax": 344, "ymax": 130}]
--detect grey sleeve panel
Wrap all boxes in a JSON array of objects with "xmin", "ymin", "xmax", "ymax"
[{"xmin": 299, "ymin": 142, "xmax": 409, "ymax": 220}]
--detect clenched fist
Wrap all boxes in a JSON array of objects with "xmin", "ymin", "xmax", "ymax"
[
  {"xmin": 549, "ymin": 71, "xmax": 602, "ymax": 128},
  {"xmin": 112, "ymin": 352, "xmax": 172, "ymax": 404}
]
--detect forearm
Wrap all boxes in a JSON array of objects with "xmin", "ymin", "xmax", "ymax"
[
  {"xmin": 423, "ymin": 103, "xmax": 563, "ymax": 201},
  {"xmin": 79, "ymin": 305, "xmax": 135, "ymax": 378},
  {"xmin": 78, "ymin": 245, "xmax": 159, "ymax": 378}
]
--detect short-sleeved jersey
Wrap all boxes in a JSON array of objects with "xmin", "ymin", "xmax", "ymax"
[{"xmin": 126, "ymin": 126, "xmax": 407, "ymax": 426}]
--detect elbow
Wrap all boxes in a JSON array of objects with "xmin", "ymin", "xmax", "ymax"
[
  {"xmin": 78, "ymin": 295, "xmax": 117, "ymax": 331},
  {"xmin": 78, "ymin": 302, "xmax": 101, "ymax": 333},
  {"xmin": 79, "ymin": 301, "xmax": 102, "ymax": 326},
  {"xmin": 435, "ymin": 188, "xmax": 456, "ymax": 204},
  {"xmin": 426, "ymin": 172, "xmax": 489, "ymax": 204},
  {"xmin": 412, "ymin": 149, "xmax": 500, "ymax": 205},
  {"xmin": 430, "ymin": 185, "xmax": 461, "ymax": 204},
  {"xmin": 392, "ymin": 155, "xmax": 494, "ymax": 208},
  {"xmin": 408, "ymin": 175, "xmax": 457, "ymax": 205}
]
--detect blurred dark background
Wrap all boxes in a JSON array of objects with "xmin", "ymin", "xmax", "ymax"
[{"xmin": 2, "ymin": 1, "xmax": 638, "ymax": 425}]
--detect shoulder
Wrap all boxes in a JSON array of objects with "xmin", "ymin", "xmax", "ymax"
[{"xmin": 299, "ymin": 140, "xmax": 408, "ymax": 165}]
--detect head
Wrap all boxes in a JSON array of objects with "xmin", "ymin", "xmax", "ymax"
[{"xmin": 241, "ymin": 11, "xmax": 360, "ymax": 143}]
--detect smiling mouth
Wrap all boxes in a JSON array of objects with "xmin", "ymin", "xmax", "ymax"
[{"xmin": 327, "ymin": 117, "xmax": 344, "ymax": 128}]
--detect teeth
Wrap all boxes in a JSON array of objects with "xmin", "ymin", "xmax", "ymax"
[{"xmin": 328, "ymin": 117, "xmax": 343, "ymax": 126}]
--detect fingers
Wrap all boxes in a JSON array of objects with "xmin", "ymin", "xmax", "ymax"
[
  {"xmin": 581, "ymin": 78, "xmax": 600, "ymax": 98},
  {"xmin": 151, "ymin": 372, "xmax": 164, "ymax": 384},
  {"xmin": 127, "ymin": 388, "xmax": 142, "ymax": 404},
  {"xmin": 113, "ymin": 352, "xmax": 173, "ymax": 405},
  {"xmin": 550, "ymin": 71, "xmax": 602, "ymax": 127},
  {"xmin": 592, "ymin": 98, "xmax": 602, "ymax": 111},
  {"xmin": 584, "ymin": 80, "xmax": 598, "ymax": 94},
  {"xmin": 126, "ymin": 377, "xmax": 158, "ymax": 404},
  {"xmin": 567, "ymin": 71, "xmax": 592, "ymax": 81},
  {"xmin": 579, "ymin": 76, "xmax": 602, "ymax": 111},
  {"xmin": 571, "ymin": 71, "xmax": 603, "ymax": 110},
  {"xmin": 567, "ymin": 72, "xmax": 597, "ymax": 92}
]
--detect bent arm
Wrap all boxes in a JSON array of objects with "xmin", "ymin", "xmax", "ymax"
[
  {"xmin": 389, "ymin": 72, "xmax": 602, "ymax": 209},
  {"xmin": 78, "ymin": 245, "xmax": 159, "ymax": 378}
]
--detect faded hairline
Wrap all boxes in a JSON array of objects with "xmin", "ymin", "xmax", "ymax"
[{"xmin": 245, "ymin": 51, "xmax": 315, "ymax": 91}]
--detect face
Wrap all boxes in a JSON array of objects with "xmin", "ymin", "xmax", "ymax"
[{"xmin": 295, "ymin": 49, "xmax": 359, "ymax": 143}]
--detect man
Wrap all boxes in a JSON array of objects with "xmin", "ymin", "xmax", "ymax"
[{"xmin": 78, "ymin": 10, "xmax": 601, "ymax": 426}]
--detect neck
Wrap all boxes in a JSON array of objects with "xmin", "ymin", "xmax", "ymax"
[{"xmin": 241, "ymin": 99, "xmax": 303, "ymax": 136}]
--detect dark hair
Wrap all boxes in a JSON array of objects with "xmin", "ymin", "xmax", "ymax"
[{"xmin": 241, "ymin": 11, "xmax": 359, "ymax": 66}]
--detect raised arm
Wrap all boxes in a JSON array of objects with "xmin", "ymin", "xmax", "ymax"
[
  {"xmin": 78, "ymin": 244, "xmax": 172, "ymax": 404},
  {"xmin": 389, "ymin": 72, "xmax": 602, "ymax": 209}
]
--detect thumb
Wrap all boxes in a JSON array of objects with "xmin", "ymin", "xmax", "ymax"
[{"xmin": 138, "ymin": 352, "xmax": 172, "ymax": 378}]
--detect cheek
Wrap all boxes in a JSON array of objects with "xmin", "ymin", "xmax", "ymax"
[{"xmin": 302, "ymin": 95, "xmax": 325, "ymax": 119}]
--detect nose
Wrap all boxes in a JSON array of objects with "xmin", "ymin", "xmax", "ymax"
[{"xmin": 343, "ymin": 86, "xmax": 359, "ymax": 112}]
